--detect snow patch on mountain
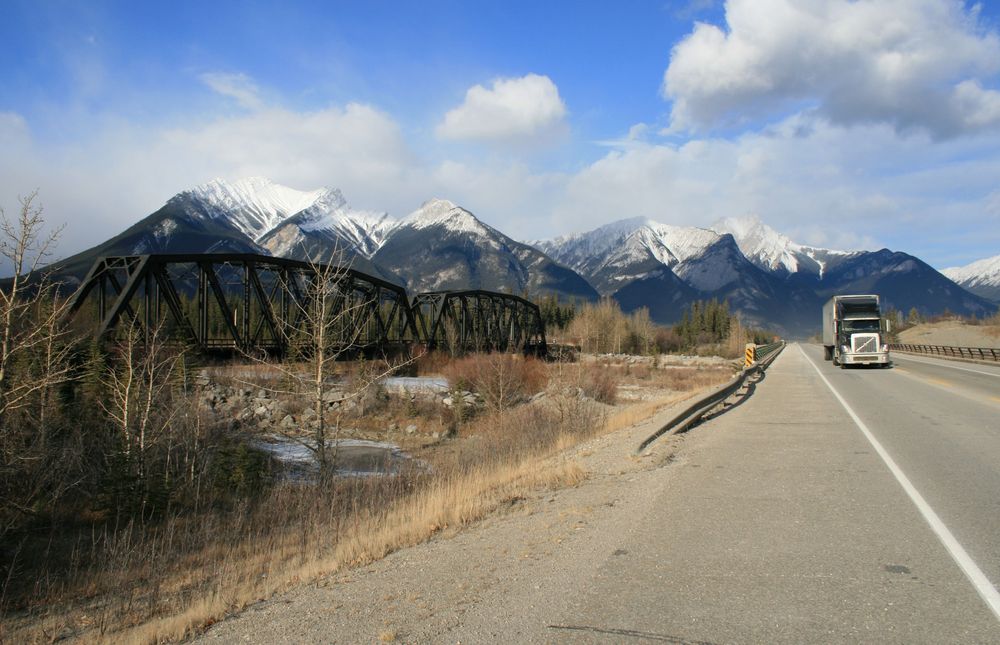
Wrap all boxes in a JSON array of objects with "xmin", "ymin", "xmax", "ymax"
[
  {"xmin": 292, "ymin": 194, "xmax": 395, "ymax": 258},
  {"xmin": 186, "ymin": 177, "xmax": 329, "ymax": 241},
  {"xmin": 400, "ymin": 199, "xmax": 498, "ymax": 240},
  {"xmin": 711, "ymin": 215, "xmax": 853, "ymax": 278},
  {"xmin": 711, "ymin": 215, "xmax": 802, "ymax": 273},
  {"xmin": 538, "ymin": 217, "xmax": 727, "ymax": 293},
  {"xmin": 942, "ymin": 254, "xmax": 1000, "ymax": 288}
]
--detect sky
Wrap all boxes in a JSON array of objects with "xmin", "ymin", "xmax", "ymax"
[{"xmin": 2, "ymin": 0, "xmax": 1000, "ymax": 269}]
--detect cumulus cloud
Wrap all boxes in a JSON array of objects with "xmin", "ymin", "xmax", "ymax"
[
  {"xmin": 551, "ymin": 113, "xmax": 1000, "ymax": 260},
  {"xmin": 436, "ymin": 74, "xmax": 568, "ymax": 143},
  {"xmin": 664, "ymin": 0, "xmax": 1000, "ymax": 137},
  {"xmin": 199, "ymin": 72, "xmax": 263, "ymax": 110}
]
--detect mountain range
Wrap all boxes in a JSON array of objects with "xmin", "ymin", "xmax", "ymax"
[
  {"xmin": 48, "ymin": 177, "xmax": 998, "ymax": 337},
  {"xmin": 943, "ymin": 255, "xmax": 1000, "ymax": 303}
]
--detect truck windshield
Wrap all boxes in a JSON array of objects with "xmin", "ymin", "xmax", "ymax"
[{"xmin": 843, "ymin": 319, "xmax": 880, "ymax": 332}]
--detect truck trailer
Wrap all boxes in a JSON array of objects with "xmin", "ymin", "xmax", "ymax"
[{"xmin": 822, "ymin": 294, "xmax": 891, "ymax": 367}]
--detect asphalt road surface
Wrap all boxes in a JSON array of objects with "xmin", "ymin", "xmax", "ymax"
[{"xmin": 544, "ymin": 344, "xmax": 1000, "ymax": 643}]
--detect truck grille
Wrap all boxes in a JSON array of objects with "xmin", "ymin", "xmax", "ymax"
[{"xmin": 852, "ymin": 334, "xmax": 879, "ymax": 353}]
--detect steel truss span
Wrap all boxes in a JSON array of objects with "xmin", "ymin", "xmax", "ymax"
[
  {"xmin": 66, "ymin": 254, "xmax": 547, "ymax": 358},
  {"xmin": 411, "ymin": 290, "xmax": 547, "ymax": 357}
]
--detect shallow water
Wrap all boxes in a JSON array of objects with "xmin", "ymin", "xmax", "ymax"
[
  {"xmin": 381, "ymin": 376, "xmax": 449, "ymax": 392},
  {"xmin": 254, "ymin": 436, "xmax": 426, "ymax": 479}
]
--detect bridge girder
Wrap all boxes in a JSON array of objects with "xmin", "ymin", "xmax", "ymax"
[
  {"xmin": 66, "ymin": 253, "xmax": 418, "ymax": 357},
  {"xmin": 66, "ymin": 254, "xmax": 547, "ymax": 358},
  {"xmin": 411, "ymin": 290, "xmax": 547, "ymax": 356}
]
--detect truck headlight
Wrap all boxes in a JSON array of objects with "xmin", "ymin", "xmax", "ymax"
[{"xmin": 881, "ymin": 345, "xmax": 888, "ymax": 352}]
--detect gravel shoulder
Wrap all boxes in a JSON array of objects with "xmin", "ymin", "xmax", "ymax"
[{"xmin": 195, "ymin": 383, "xmax": 719, "ymax": 644}]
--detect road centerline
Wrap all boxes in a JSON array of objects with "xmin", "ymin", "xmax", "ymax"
[{"xmin": 798, "ymin": 344, "xmax": 1000, "ymax": 623}]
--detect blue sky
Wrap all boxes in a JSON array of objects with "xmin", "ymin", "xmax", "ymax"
[{"xmin": 2, "ymin": 0, "xmax": 1000, "ymax": 269}]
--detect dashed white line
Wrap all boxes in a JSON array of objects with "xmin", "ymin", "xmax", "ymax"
[{"xmin": 799, "ymin": 344, "xmax": 1000, "ymax": 623}]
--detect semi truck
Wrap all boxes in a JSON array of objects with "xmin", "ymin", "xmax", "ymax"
[{"xmin": 822, "ymin": 294, "xmax": 891, "ymax": 368}]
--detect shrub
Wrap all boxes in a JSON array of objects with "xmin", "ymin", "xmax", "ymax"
[{"xmin": 582, "ymin": 368, "xmax": 618, "ymax": 404}]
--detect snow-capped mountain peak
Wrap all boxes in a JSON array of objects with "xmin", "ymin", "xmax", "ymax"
[
  {"xmin": 942, "ymin": 254, "xmax": 1000, "ymax": 302},
  {"xmin": 942, "ymin": 254, "xmax": 1000, "ymax": 284},
  {"xmin": 710, "ymin": 215, "xmax": 804, "ymax": 273},
  {"xmin": 184, "ymin": 177, "xmax": 333, "ymax": 241},
  {"xmin": 710, "ymin": 214, "xmax": 853, "ymax": 278},
  {"xmin": 401, "ymin": 198, "xmax": 494, "ymax": 237}
]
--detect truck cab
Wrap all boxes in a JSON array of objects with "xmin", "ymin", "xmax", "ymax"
[{"xmin": 823, "ymin": 295, "xmax": 891, "ymax": 368}]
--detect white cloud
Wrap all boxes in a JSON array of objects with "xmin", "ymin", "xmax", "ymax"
[
  {"xmin": 436, "ymin": 74, "xmax": 568, "ymax": 143},
  {"xmin": 199, "ymin": 72, "xmax": 263, "ymax": 110},
  {"xmin": 551, "ymin": 113, "xmax": 1000, "ymax": 261},
  {"xmin": 0, "ymin": 102, "xmax": 423, "ymax": 260},
  {"xmin": 664, "ymin": 0, "xmax": 1000, "ymax": 137}
]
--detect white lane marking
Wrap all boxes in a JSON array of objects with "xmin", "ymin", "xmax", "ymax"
[
  {"xmin": 799, "ymin": 344, "xmax": 1000, "ymax": 622},
  {"xmin": 893, "ymin": 353, "xmax": 1000, "ymax": 378}
]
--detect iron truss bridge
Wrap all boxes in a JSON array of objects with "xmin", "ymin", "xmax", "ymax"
[{"xmin": 66, "ymin": 254, "xmax": 547, "ymax": 358}]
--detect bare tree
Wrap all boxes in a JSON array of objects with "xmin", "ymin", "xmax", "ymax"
[
  {"xmin": 98, "ymin": 319, "xmax": 183, "ymax": 512},
  {"xmin": 0, "ymin": 192, "xmax": 80, "ymax": 542},
  {"xmin": 237, "ymin": 249, "xmax": 420, "ymax": 475},
  {"xmin": 0, "ymin": 192, "xmax": 75, "ymax": 425}
]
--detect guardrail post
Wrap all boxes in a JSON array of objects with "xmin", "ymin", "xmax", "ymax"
[{"xmin": 744, "ymin": 343, "xmax": 756, "ymax": 368}]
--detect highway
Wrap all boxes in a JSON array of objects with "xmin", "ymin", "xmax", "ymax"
[
  {"xmin": 814, "ymin": 347, "xmax": 1000, "ymax": 603},
  {"xmin": 528, "ymin": 344, "xmax": 1000, "ymax": 643}
]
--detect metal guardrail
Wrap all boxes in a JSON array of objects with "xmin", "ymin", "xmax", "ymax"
[
  {"xmin": 636, "ymin": 341, "xmax": 786, "ymax": 453},
  {"xmin": 890, "ymin": 343, "xmax": 1000, "ymax": 362}
]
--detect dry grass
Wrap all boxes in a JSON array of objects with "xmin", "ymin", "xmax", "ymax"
[
  {"xmin": 4, "ymin": 351, "xmax": 731, "ymax": 644},
  {"xmin": 9, "ymin": 450, "xmax": 583, "ymax": 644}
]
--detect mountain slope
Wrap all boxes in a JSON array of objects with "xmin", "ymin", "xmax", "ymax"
[
  {"xmin": 373, "ymin": 199, "xmax": 597, "ymax": 301},
  {"xmin": 710, "ymin": 215, "xmax": 853, "ymax": 279},
  {"xmin": 256, "ymin": 189, "xmax": 398, "ymax": 280},
  {"xmin": 188, "ymin": 177, "xmax": 328, "ymax": 241},
  {"xmin": 819, "ymin": 249, "xmax": 996, "ymax": 316},
  {"xmin": 942, "ymin": 255, "xmax": 1000, "ymax": 303},
  {"xmin": 49, "ymin": 178, "xmax": 402, "ymax": 286},
  {"xmin": 49, "ymin": 192, "xmax": 265, "ymax": 288},
  {"xmin": 538, "ymin": 217, "xmax": 818, "ymax": 333}
]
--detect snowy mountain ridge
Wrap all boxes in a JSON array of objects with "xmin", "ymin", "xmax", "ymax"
[
  {"xmin": 709, "ymin": 215, "xmax": 852, "ymax": 278},
  {"xmin": 185, "ymin": 177, "xmax": 332, "ymax": 241},
  {"xmin": 942, "ymin": 254, "xmax": 1000, "ymax": 302},
  {"xmin": 943, "ymin": 254, "xmax": 1000, "ymax": 284}
]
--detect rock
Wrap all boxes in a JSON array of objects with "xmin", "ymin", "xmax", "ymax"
[
  {"xmin": 431, "ymin": 431, "xmax": 440, "ymax": 439},
  {"xmin": 253, "ymin": 405, "xmax": 268, "ymax": 417},
  {"xmin": 322, "ymin": 389, "xmax": 345, "ymax": 403},
  {"xmin": 280, "ymin": 414, "xmax": 294, "ymax": 428},
  {"xmin": 405, "ymin": 424, "xmax": 417, "ymax": 435},
  {"xmin": 442, "ymin": 396, "xmax": 454, "ymax": 406}
]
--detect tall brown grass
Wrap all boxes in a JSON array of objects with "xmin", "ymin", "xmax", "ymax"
[{"xmin": 3, "ymin": 352, "xmax": 730, "ymax": 644}]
